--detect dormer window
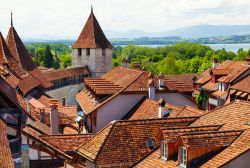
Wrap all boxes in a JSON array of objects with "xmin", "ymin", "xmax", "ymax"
[
  {"xmin": 179, "ymin": 147, "xmax": 187, "ymax": 168},
  {"xmin": 219, "ymin": 82, "xmax": 222, "ymax": 91},
  {"xmin": 146, "ymin": 138, "xmax": 155, "ymax": 150},
  {"xmin": 102, "ymin": 48, "xmax": 106, "ymax": 56},
  {"xmin": 78, "ymin": 48, "xmax": 82, "ymax": 56},
  {"xmin": 86, "ymin": 48, "xmax": 90, "ymax": 56},
  {"xmin": 161, "ymin": 141, "xmax": 168, "ymax": 160}
]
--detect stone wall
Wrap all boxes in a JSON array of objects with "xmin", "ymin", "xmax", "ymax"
[{"xmin": 72, "ymin": 48, "xmax": 112, "ymax": 77}]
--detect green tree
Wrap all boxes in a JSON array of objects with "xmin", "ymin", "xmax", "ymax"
[{"xmin": 44, "ymin": 45, "xmax": 54, "ymax": 68}]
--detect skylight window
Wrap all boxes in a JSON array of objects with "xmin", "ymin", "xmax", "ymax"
[
  {"xmin": 163, "ymin": 109, "xmax": 172, "ymax": 118},
  {"xmin": 146, "ymin": 138, "xmax": 155, "ymax": 150}
]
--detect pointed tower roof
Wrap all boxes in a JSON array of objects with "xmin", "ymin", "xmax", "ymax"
[
  {"xmin": 6, "ymin": 26, "xmax": 37, "ymax": 71},
  {"xmin": 6, "ymin": 25, "xmax": 53, "ymax": 90},
  {"xmin": 0, "ymin": 32, "xmax": 10, "ymax": 65},
  {"xmin": 0, "ymin": 32, "xmax": 29, "ymax": 78},
  {"xmin": 72, "ymin": 8, "xmax": 112, "ymax": 49}
]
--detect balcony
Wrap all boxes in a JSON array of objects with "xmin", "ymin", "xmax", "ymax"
[{"xmin": 209, "ymin": 98, "xmax": 218, "ymax": 106}]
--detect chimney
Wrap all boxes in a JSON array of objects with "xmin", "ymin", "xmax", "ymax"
[
  {"xmin": 159, "ymin": 73, "xmax": 165, "ymax": 89},
  {"xmin": 212, "ymin": 58, "xmax": 219, "ymax": 68},
  {"xmin": 62, "ymin": 97, "xmax": 66, "ymax": 106},
  {"xmin": 121, "ymin": 58, "xmax": 130, "ymax": 68},
  {"xmin": 40, "ymin": 108, "xmax": 45, "ymax": 123},
  {"xmin": 158, "ymin": 98, "xmax": 166, "ymax": 118},
  {"xmin": 245, "ymin": 56, "xmax": 250, "ymax": 63},
  {"xmin": 148, "ymin": 73, "xmax": 155, "ymax": 99},
  {"xmin": 49, "ymin": 99, "xmax": 59, "ymax": 134}
]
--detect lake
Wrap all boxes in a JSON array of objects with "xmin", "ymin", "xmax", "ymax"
[{"xmin": 116, "ymin": 43, "xmax": 250, "ymax": 53}]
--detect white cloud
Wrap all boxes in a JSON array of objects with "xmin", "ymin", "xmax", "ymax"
[{"xmin": 0, "ymin": 0, "xmax": 250, "ymax": 39}]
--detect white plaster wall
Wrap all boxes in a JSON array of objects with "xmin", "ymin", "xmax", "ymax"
[
  {"xmin": 96, "ymin": 94, "xmax": 144, "ymax": 132},
  {"xmin": 45, "ymin": 83, "xmax": 85, "ymax": 105},
  {"xmin": 156, "ymin": 93, "xmax": 197, "ymax": 107}
]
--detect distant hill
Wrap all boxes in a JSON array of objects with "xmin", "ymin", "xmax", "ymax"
[
  {"xmin": 105, "ymin": 24, "xmax": 250, "ymax": 38},
  {"xmin": 23, "ymin": 24, "xmax": 250, "ymax": 45}
]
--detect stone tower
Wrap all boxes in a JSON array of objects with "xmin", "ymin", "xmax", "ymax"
[{"xmin": 72, "ymin": 7, "xmax": 113, "ymax": 77}]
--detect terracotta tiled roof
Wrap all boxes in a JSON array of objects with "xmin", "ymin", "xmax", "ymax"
[
  {"xmin": 72, "ymin": 10, "xmax": 112, "ymax": 49},
  {"xmin": 202, "ymin": 81, "xmax": 218, "ymax": 91},
  {"xmin": 128, "ymin": 99, "xmax": 203, "ymax": 120},
  {"xmin": 164, "ymin": 74, "xmax": 201, "ymax": 92},
  {"xmin": 135, "ymin": 101, "xmax": 250, "ymax": 168},
  {"xmin": 76, "ymin": 67, "xmax": 145, "ymax": 114},
  {"xmin": 76, "ymin": 117, "xmax": 198, "ymax": 167},
  {"xmin": 41, "ymin": 134, "xmax": 93, "ymax": 153},
  {"xmin": 18, "ymin": 75, "xmax": 41, "ymax": 95},
  {"xmin": 22, "ymin": 126, "xmax": 72, "ymax": 160},
  {"xmin": 230, "ymin": 75, "xmax": 250, "ymax": 93},
  {"xmin": 200, "ymin": 129, "xmax": 250, "ymax": 168},
  {"xmin": 0, "ymin": 32, "xmax": 28, "ymax": 79},
  {"xmin": 45, "ymin": 69, "xmax": 73, "ymax": 81},
  {"xmin": 6, "ymin": 27, "xmax": 36, "ymax": 71},
  {"xmin": 196, "ymin": 74, "xmax": 211, "ymax": 84},
  {"xmin": 191, "ymin": 100, "xmax": 250, "ymax": 167},
  {"xmin": 102, "ymin": 66, "xmax": 143, "ymax": 88},
  {"xmin": 68, "ymin": 67, "xmax": 89, "ymax": 76},
  {"xmin": 128, "ymin": 99, "xmax": 161, "ymax": 120},
  {"xmin": 84, "ymin": 78, "xmax": 123, "ymax": 94},
  {"xmin": 162, "ymin": 125, "xmax": 222, "ymax": 142},
  {"xmin": 211, "ymin": 68, "xmax": 232, "ymax": 75},
  {"xmin": 212, "ymin": 90, "xmax": 228, "ymax": 98},
  {"xmin": 125, "ymin": 72, "xmax": 157, "ymax": 93},
  {"xmin": 191, "ymin": 100, "xmax": 250, "ymax": 130},
  {"xmin": 6, "ymin": 26, "xmax": 53, "ymax": 92},
  {"xmin": 27, "ymin": 90, "xmax": 52, "ymax": 107},
  {"xmin": 0, "ymin": 119, "xmax": 14, "ymax": 168},
  {"xmin": 134, "ymin": 148, "xmax": 178, "ymax": 168},
  {"xmin": 178, "ymin": 130, "xmax": 242, "ymax": 148},
  {"xmin": 0, "ymin": 32, "xmax": 10, "ymax": 65},
  {"xmin": 76, "ymin": 88, "xmax": 99, "ymax": 114},
  {"xmin": 217, "ymin": 64, "xmax": 250, "ymax": 83},
  {"xmin": 173, "ymin": 105, "xmax": 206, "ymax": 118},
  {"xmin": 5, "ymin": 73, "xmax": 20, "ymax": 88},
  {"xmin": 44, "ymin": 67, "xmax": 88, "ymax": 82}
]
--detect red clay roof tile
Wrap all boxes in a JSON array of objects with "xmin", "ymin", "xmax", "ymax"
[
  {"xmin": 72, "ymin": 10, "xmax": 112, "ymax": 49},
  {"xmin": 0, "ymin": 119, "xmax": 14, "ymax": 168},
  {"xmin": 76, "ymin": 117, "xmax": 198, "ymax": 167}
]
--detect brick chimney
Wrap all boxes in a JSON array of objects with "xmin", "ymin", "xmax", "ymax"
[
  {"xmin": 159, "ymin": 73, "xmax": 165, "ymax": 89},
  {"xmin": 158, "ymin": 98, "xmax": 166, "ymax": 118},
  {"xmin": 212, "ymin": 58, "xmax": 219, "ymax": 68},
  {"xmin": 49, "ymin": 99, "xmax": 59, "ymax": 134},
  {"xmin": 62, "ymin": 97, "xmax": 66, "ymax": 106},
  {"xmin": 148, "ymin": 73, "xmax": 155, "ymax": 100},
  {"xmin": 121, "ymin": 58, "xmax": 130, "ymax": 68},
  {"xmin": 245, "ymin": 56, "xmax": 250, "ymax": 63}
]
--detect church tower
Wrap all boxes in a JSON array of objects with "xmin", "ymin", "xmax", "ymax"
[{"xmin": 72, "ymin": 7, "xmax": 112, "ymax": 77}]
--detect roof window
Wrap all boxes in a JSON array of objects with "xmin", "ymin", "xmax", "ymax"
[{"xmin": 146, "ymin": 138, "xmax": 155, "ymax": 150}]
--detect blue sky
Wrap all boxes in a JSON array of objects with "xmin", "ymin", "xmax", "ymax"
[{"xmin": 1, "ymin": 0, "xmax": 250, "ymax": 39}]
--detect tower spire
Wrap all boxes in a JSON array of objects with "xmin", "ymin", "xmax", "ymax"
[
  {"xmin": 91, "ymin": 5, "xmax": 93, "ymax": 14},
  {"xmin": 11, "ymin": 11, "xmax": 13, "ymax": 27}
]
